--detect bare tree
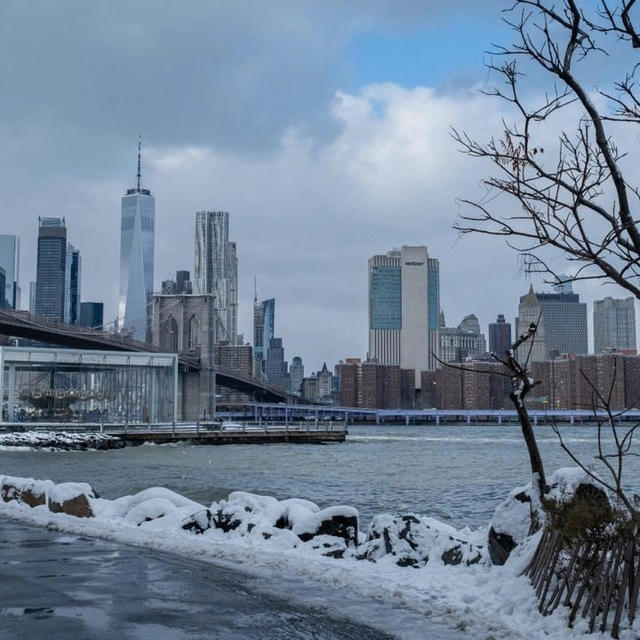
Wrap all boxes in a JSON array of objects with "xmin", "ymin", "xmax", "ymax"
[{"xmin": 452, "ymin": 0, "xmax": 640, "ymax": 297}]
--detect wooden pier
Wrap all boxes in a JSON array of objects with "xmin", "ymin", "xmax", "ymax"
[{"xmin": 119, "ymin": 423, "xmax": 347, "ymax": 445}]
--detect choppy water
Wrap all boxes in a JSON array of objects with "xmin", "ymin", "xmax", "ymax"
[{"xmin": 2, "ymin": 423, "xmax": 637, "ymax": 528}]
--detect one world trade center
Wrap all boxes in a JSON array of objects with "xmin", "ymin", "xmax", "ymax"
[{"xmin": 118, "ymin": 139, "xmax": 155, "ymax": 341}]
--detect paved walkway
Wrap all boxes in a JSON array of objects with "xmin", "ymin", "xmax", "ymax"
[{"xmin": 0, "ymin": 519, "xmax": 394, "ymax": 640}]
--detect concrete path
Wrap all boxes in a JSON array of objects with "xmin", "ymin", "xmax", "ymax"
[{"xmin": 0, "ymin": 519, "xmax": 393, "ymax": 640}]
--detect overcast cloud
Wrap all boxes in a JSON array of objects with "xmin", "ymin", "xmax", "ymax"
[{"xmin": 0, "ymin": 0, "xmax": 635, "ymax": 371}]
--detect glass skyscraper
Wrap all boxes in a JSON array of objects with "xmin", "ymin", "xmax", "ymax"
[
  {"xmin": 35, "ymin": 217, "xmax": 67, "ymax": 321},
  {"xmin": 0, "ymin": 235, "xmax": 20, "ymax": 309},
  {"xmin": 118, "ymin": 142, "xmax": 155, "ymax": 341},
  {"xmin": 253, "ymin": 296, "xmax": 275, "ymax": 377},
  {"xmin": 64, "ymin": 243, "xmax": 81, "ymax": 324}
]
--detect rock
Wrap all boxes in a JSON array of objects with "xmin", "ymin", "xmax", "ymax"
[
  {"xmin": 292, "ymin": 506, "xmax": 359, "ymax": 546},
  {"xmin": 47, "ymin": 482, "xmax": 96, "ymax": 518},
  {"xmin": 488, "ymin": 485, "xmax": 533, "ymax": 565},
  {"xmin": 181, "ymin": 508, "xmax": 215, "ymax": 534},
  {"xmin": 360, "ymin": 513, "xmax": 486, "ymax": 568},
  {"xmin": 1, "ymin": 476, "xmax": 52, "ymax": 508}
]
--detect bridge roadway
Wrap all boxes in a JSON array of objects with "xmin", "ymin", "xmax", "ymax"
[
  {"xmin": 0, "ymin": 309, "xmax": 285, "ymax": 402},
  {"xmin": 227, "ymin": 403, "xmax": 640, "ymax": 425}
]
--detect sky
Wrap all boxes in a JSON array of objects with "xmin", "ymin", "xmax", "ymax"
[{"xmin": 1, "ymin": 0, "xmax": 637, "ymax": 372}]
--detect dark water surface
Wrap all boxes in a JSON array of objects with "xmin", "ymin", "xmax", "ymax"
[{"xmin": 1, "ymin": 424, "xmax": 635, "ymax": 528}]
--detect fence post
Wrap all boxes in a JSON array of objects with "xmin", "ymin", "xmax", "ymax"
[
  {"xmin": 172, "ymin": 421, "xmax": 176, "ymax": 436},
  {"xmin": 196, "ymin": 420, "xmax": 200, "ymax": 436}
]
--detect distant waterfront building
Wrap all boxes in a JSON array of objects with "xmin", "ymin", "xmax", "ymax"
[
  {"xmin": 175, "ymin": 270, "xmax": 192, "ymax": 294},
  {"xmin": 489, "ymin": 314, "xmax": 512, "ymax": 358},
  {"xmin": 0, "ymin": 268, "xmax": 5, "ymax": 308},
  {"xmin": 193, "ymin": 210, "xmax": 238, "ymax": 344},
  {"xmin": 0, "ymin": 235, "xmax": 20, "ymax": 309},
  {"xmin": 79, "ymin": 302, "xmax": 104, "ymax": 330},
  {"xmin": 29, "ymin": 281, "xmax": 36, "ymax": 314},
  {"xmin": 439, "ymin": 313, "xmax": 487, "ymax": 363},
  {"xmin": 253, "ymin": 294, "xmax": 275, "ymax": 376},
  {"xmin": 214, "ymin": 341, "xmax": 253, "ymax": 405},
  {"xmin": 161, "ymin": 270, "xmax": 193, "ymax": 296},
  {"xmin": 264, "ymin": 337, "xmax": 289, "ymax": 391},
  {"xmin": 515, "ymin": 283, "xmax": 588, "ymax": 361},
  {"xmin": 593, "ymin": 297, "xmax": 636, "ymax": 354},
  {"xmin": 118, "ymin": 140, "xmax": 155, "ymax": 341},
  {"xmin": 337, "ymin": 359, "xmax": 414, "ymax": 409},
  {"xmin": 64, "ymin": 244, "xmax": 81, "ymax": 324},
  {"xmin": 289, "ymin": 356, "xmax": 304, "ymax": 395},
  {"xmin": 368, "ymin": 246, "xmax": 440, "ymax": 386},
  {"xmin": 35, "ymin": 217, "xmax": 67, "ymax": 321}
]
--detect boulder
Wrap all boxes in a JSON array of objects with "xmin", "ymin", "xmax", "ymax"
[
  {"xmin": 47, "ymin": 482, "xmax": 96, "ymax": 518},
  {"xmin": 360, "ymin": 513, "xmax": 485, "ymax": 568},
  {"xmin": 1, "ymin": 476, "xmax": 52, "ymax": 508},
  {"xmin": 124, "ymin": 497, "xmax": 179, "ymax": 526},
  {"xmin": 488, "ymin": 485, "xmax": 534, "ymax": 565},
  {"xmin": 292, "ymin": 506, "xmax": 359, "ymax": 547}
]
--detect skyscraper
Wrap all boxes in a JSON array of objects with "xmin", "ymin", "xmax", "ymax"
[
  {"xmin": 368, "ymin": 246, "xmax": 439, "ymax": 386},
  {"xmin": 489, "ymin": 314, "xmax": 512, "ymax": 358},
  {"xmin": 118, "ymin": 139, "xmax": 155, "ymax": 341},
  {"xmin": 264, "ymin": 337, "xmax": 289, "ymax": 391},
  {"xmin": 253, "ymin": 291, "xmax": 275, "ymax": 377},
  {"xmin": 64, "ymin": 244, "xmax": 81, "ymax": 324},
  {"xmin": 79, "ymin": 302, "xmax": 104, "ymax": 329},
  {"xmin": 289, "ymin": 356, "xmax": 304, "ymax": 394},
  {"xmin": 194, "ymin": 210, "xmax": 238, "ymax": 343},
  {"xmin": 35, "ymin": 217, "xmax": 67, "ymax": 321},
  {"xmin": 0, "ymin": 235, "xmax": 20, "ymax": 309},
  {"xmin": 593, "ymin": 297, "xmax": 636, "ymax": 353},
  {"xmin": 515, "ymin": 283, "xmax": 588, "ymax": 361}
]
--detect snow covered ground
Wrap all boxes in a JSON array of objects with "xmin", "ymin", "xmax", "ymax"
[
  {"xmin": 0, "ymin": 431, "xmax": 124, "ymax": 451},
  {"xmin": 0, "ymin": 472, "xmax": 632, "ymax": 640}
]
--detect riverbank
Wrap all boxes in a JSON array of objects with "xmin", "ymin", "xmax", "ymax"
[{"xmin": 0, "ymin": 431, "xmax": 126, "ymax": 451}]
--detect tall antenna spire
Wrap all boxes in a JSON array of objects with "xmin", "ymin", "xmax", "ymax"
[
  {"xmin": 136, "ymin": 134, "xmax": 142, "ymax": 191},
  {"xmin": 254, "ymin": 276, "xmax": 257, "ymax": 304}
]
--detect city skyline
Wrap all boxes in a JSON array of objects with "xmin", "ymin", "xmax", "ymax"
[{"xmin": 2, "ymin": 2, "xmax": 639, "ymax": 372}]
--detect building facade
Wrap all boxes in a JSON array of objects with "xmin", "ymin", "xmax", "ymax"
[
  {"xmin": 289, "ymin": 356, "xmax": 304, "ymax": 395},
  {"xmin": 35, "ymin": 217, "xmax": 67, "ymax": 321},
  {"xmin": 79, "ymin": 302, "xmax": 104, "ymax": 329},
  {"xmin": 489, "ymin": 314, "xmax": 512, "ymax": 358},
  {"xmin": 253, "ymin": 296, "xmax": 275, "ymax": 376},
  {"xmin": 193, "ymin": 210, "xmax": 238, "ymax": 344},
  {"xmin": 368, "ymin": 246, "xmax": 439, "ymax": 386},
  {"xmin": 0, "ymin": 235, "xmax": 20, "ymax": 309},
  {"xmin": 439, "ymin": 314, "xmax": 487, "ymax": 363},
  {"xmin": 118, "ymin": 142, "xmax": 155, "ymax": 341},
  {"xmin": 64, "ymin": 244, "xmax": 81, "ymax": 324},
  {"xmin": 264, "ymin": 337, "xmax": 289, "ymax": 391},
  {"xmin": 593, "ymin": 297, "xmax": 636, "ymax": 354}
]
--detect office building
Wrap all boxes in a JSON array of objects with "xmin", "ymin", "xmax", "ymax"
[
  {"xmin": 0, "ymin": 268, "xmax": 5, "ymax": 308},
  {"xmin": 289, "ymin": 356, "xmax": 304, "ymax": 395},
  {"xmin": 118, "ymin": 140, "xmax": 155, "ymax": 341},
  {"xmin": 515, "ymin": 283, "xmax": 588, "ymax": 362},
  {"xmin": 175, "ymin": 270, "xmax": 192, "ymax": 294},
  {"xmin": 0, "ymin": 235, "xmax": 20, "ymax": 309},
  {"xmin": 64, "ymin": 244, "xmax": 81, "ymax": 324},
  {"xmin": 193, "ymin": 210, "xmax": 238, "ymax": 344},
  {"xmin": 79, "ymin": 302, "xmax": 104, "ymax": 330},
  {"xmin": 35, "ymin": 217, "xmax": 67, "ymax": 321},
  {"xmin": 253, "ymin": 294, "xmax": 275, "ymax": 376},
  {"xmin": 264, "ymin": 337, "xmax": 289, "ymax": 391},
  {"xmin": 28, "ymin": 281, "xmax": 36, "ymax": 314},
  {"xmin": 489, "ymin": 314, "xmax": 512, "ymax": 358},
  {"xmin": 593, "ymin": 297, "xmax": 636, "ymax": 354},
  {"xmin": 368, "ymin": 246, "xmax": 440, "ymax": 386},
  {"xmin": 439, "ymin": 313, "xmax": 487, "ymax": 363},
  {"xmin": 214, "ymin": 341, "xmax": 253, "ymax": 405}
]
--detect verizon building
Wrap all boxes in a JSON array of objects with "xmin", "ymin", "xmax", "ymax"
[{"xmin": 367, "ymin": 245, "xmax": 440, "ymax": 386}]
